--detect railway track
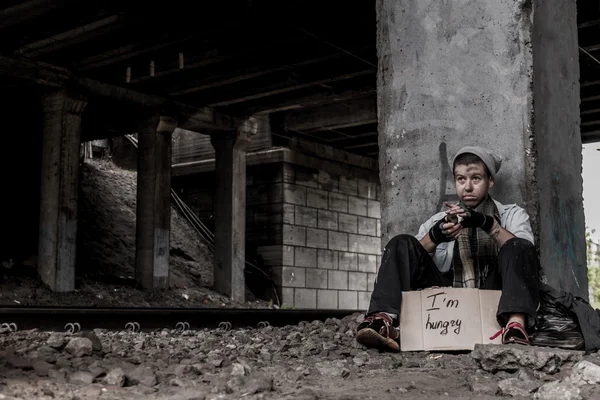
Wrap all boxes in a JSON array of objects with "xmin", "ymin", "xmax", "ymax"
[{"xmin": 0, "ymin": 306, "xmax": 355, "ymax": 333}]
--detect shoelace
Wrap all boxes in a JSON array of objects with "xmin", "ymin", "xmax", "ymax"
[{"xmin": 489, "ymin": 322, "xmax": 527, "ymax": 341}]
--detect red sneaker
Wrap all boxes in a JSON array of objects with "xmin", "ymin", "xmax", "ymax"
[{"xmin": 355, "ymin": 312, "xmax": 400, "ymax": 352}]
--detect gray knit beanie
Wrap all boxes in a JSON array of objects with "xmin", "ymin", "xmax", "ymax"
[{"xmin": 452, "ymin": 146, "xmax": 503, "ymax": 180}]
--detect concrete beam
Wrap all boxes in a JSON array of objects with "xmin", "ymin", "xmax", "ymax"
[
  {"xmin": 210, "ymin": 128, "xmax": 248, "ymax": 302},
  {"xmin": 38, "ymin": 90, "xmax": 87, "ymax": 292},
  {"xmin": 0, "ymin": 55, "xmax": 72, "ymax": 87},
  {"xmin": 249, "ymin": 87, "xmax": 376, "ymax": 115},
  {"xmin": 135, "ymin": 115, "xmax": 178, "ymax": 289},
  {"xmin": 284, "ymin": 96, "xmax": 377, "ymax": 133}
]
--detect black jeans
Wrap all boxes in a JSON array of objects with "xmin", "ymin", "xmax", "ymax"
[{"xmin": 367, "ymin": 234, "xmax": 540, "ymax": 329}]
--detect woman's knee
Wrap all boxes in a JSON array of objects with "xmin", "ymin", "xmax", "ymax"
[
  {"xmin": 384, "ymin": 234, "xmax": 418, "ymax": 249},
  {"xmin": 501, "ymin": 237, "xmax": 535, "ymax": 253}
]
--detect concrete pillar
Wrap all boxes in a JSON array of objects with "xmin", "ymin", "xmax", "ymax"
[
  {"xmin": 38, "ymin": 90, "xmax": 87, "ymax": 292},
  {"xmin": 135, "ymin": 115, "xmax": 178, "ymax": 289},
  {"xmin": 376, "ymin": 0, "xmax": 586, "ymax": 297},
  {"xmin": 211, "ymin": 125, "xmax": 252, "ymax": 302}
]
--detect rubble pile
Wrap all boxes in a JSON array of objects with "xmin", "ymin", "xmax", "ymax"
[{"xmin": 1, "ymin": 313, "xmax": 600, "ymax": 399}]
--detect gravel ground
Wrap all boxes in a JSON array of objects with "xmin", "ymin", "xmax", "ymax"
[{"xmin": 2, "ymin": 313, "xmax": 600, "ymax": 400}]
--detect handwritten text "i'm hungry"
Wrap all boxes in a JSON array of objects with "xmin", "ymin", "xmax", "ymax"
[{"xmin": 424, "ymin": 291, "xmax": 462, "ymax": 335}]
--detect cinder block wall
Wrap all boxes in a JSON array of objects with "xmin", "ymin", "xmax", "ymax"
[
  {"xmin": 256, "ymin": 161, "xmax": 381, "ymax": 310},
  {"xmin": 171, "ymin": 147, "xmax": 381, "ymax": 311}
]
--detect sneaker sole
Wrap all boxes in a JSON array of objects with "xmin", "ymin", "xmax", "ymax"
[{"xmin": 356, "ymin": 328, "xmax": 400, "ymax": 352}]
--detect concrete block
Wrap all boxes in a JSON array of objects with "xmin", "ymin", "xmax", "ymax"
[
  {"xmin": 282, "ymin": 162, "xmax": 295, "ymax": 183},
  {"xmin": 328, "ymin": 231, "xmax": 348, "ymax": 251},
  {"xmin": 376, "ymin": 219, "xmax": 381, "ymax": 237},
  {"xmin": 338, "ymin": 252, "xmax": 358, "ymax": 271},
  {"xmin": 317, "ymin": 209, "xmax": 338, "ymax": 230},
  {"xmin": 317, "ymin": 249, "xmax": 338, "ymax": 269},
  {"xmin": 328, "ymin": 270, "xmax": 348, "ymax": 290},
  {"xmin": 358, "ymin": 254, "xmax": 377, "ymax": 273},
  {"xmin": 358, "ymin": 179, "xmax": 377, "ymax": 199},
  {"xmin": 367, "ymin": 200, "xmax": 381, "ymax": 219},
  {"xmin": 294, "ymin": 288, "xmax": 317, "ymax": 308},
  {"xmin": 339, "ymin": 176, "xmax": 358, "ymax": 196},
  {"xmin": 283, "ymin": 224, "xmax": 306, "ymax": 246},
  {"xmin": 253, "ymin": 164, "xmax": 283, "ymax": 185},
  {"xmin": 367, "ymin": 273, "xmax": 377, "ymax": 291},
  {"xmin": 283, "ymin": 245, "xmax": 294, "ymax": 266},
  {"xmin": 283, "ymin": 204, "xmax": 295, "ymax": 225},
  {"xmin": 358, "ymin": 291, "xmax": 371, "ymax": 311},
  {"xmin": 318, "ymin": 171, "xmax": 339, "ymax": 192},
  {"xmin": 358, "ymin": 216, "xmax": 377, "ymax": 236},
  {"xmin": 306, "ymin": 188, "xmax": 328, "ymax": 209},
  {"xmin": 338, "ymin": 290, "xmax": 358, "ymax": 310},
  {"xmin": 281, "ymin": 266, "xmax": 306, "ymax": 288},
  {"xmin": 348, "ymin": 196, "xmax": 368, "ymax": 216},
  {"xmin": 295, "ymin": 247, "xmax": 317, "ymax": 268},
  {"xmin": 338, "ymin": 213, "xmax": 358, "ymax": 234},
  {"xmin": 295, "ymin": 165, "xmax": 319, "ymax": 188},
  {"xmin": 328, "ymin": 192, "xmax": 348, "ymax": 213},
  {"xmin": 284, "ymin": 183, "xmax": 306, "ymax": 206},
  {"xmin": 317, "ymin": 289, "xmax": 338, "ymax": 309},
  {"xmin": 306, "ymin": 228, "xmax": 328, "ymax": 249},
  {"xmin": 294, "ymin": 206, "xmax": 317, "ymax": 227},
  {"xmin": 349, "ymin": 272, "xmax": 368, "ymax": 291},
  {"xmin": 281, "ymin": 287, "xmax": 294, "ymax": 308},
  {"xmin": 306, "ymin": 269, "xmax": 328, "ymax": 289},
  {"xmin": 349, "ymin": 234, "xmax": 381, "ymax": 255}
]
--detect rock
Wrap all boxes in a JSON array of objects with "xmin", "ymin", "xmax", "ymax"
[
  {"xmin": 470, "ymin": 382, "xmax": 498, "ymax": 395},
  {"xmin": 471, "ymin": 344, "xmax": 583, "ymax": 373},
  {"xmin": 230, "ymin": 363, "xmax": 245, "ymax": 376},
  {"xmin": 498, "ymin": 369, "xmax": 542, "ymax": 397},
  {"xmin": 69, "ymin": 371, "xmax": 95, "ymax": 385},
  {"xmin": 286, "ymin": 370, "xmax": 304, "ymax": 382},
  {"xmin": 106, "ymin": 368, "xmax": 126, "ymax": 387},
  {"xmin": 226, "ymin": 376, "xmax": 246, "ymax": 393},
  {"xmin": 209, "ymin": 359, "xmax": 223, "ymax": 368},
  {"xmin": 534, "ymin": 380, "xmax": 581, "ymax": 400},
  {"xmin": 33, "ymin": 360, "xmax": 53, "ymax": 377},
  {"xmin": 55, "ymin": 358, "xmax": 71, "ymax": 369},
  {"xmin": 241, "ymin": 374, "xmax": 274, "ymax": 395},
  {"xmin": 64, "ymin": 337, "xmax": 93, "ymax": 357},
  {"xmin": 5, "ymin": 349, "xmax": 32, "ymax": 370},
  {"xmin": 48, "ymin": 368, "xmax": 67, "ymax": 382},
  {"xmin": 46, "ymin": 334, "xmax": 65, "ymax": 349},
  {"xmin": 571, "ymin": 360, "xmax": 600, "ymax": 385},
  {"xmin": 126, "ymin": 365, "xmax": 158, "ymax": 387},
  {"xmin": 316, "ymin": 361, "xmax": 349, "ymax": 378},
  {"xmin": 169, "ymin": 378, "xmax": 186, "ymax": 387},
  {"xmin": 80, "ymin": 331, "xmax": 103, "ymax": 352},
  {"xmin": 353, "ymin": 351, "xmax": 369, "ymax": 367},
  {"xmin": 36, "ymin": 346, "xmax": 58, "ymax": 364}
]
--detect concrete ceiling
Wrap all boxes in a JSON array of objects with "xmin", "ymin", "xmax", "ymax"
[{"xmin": 0, "ymin": 0, "xmax": 598, "ymax": 161}]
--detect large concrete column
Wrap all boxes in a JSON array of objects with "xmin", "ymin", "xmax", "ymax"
[
  {"xmin": 38, "ymin": 90, "xmax": 87, "ymax": 292},
  {"xmin": 210, "ymin": 126, "xmax": 251, "ymax": 302},
  {"xmin": 135, "ymin": 115, "xmax": 178, "ymax": 289},
  {"xmin": 376, "ymin": 0, "xmax": 586, "ymax": 297}
]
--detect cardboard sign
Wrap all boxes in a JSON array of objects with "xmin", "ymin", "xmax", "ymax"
[{"xmin": 400, "ymin": 287, "xmax": 502, "ymax": 351}]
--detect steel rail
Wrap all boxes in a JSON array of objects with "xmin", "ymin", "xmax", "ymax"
[{"xmin": 0, "ymin": 306, "xmax": 355, "ymax": 333}]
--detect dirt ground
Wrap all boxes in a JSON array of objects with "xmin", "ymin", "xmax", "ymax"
[
  {"xmin": 0, "ymin": 159, "xmax": 270, "ymax": 309},
  {"xmin": 1, "ymin": 313, "xmax": 600, "ymax": 400}
]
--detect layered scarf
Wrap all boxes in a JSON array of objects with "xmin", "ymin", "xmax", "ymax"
[{"xmin": 452, "ymin": 195, "xmax": 501, "ymax": 288}]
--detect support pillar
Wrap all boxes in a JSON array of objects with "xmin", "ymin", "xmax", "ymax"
[
  {"xmin": 135, "ymin": 115, "xmax": 178, "ymax": 289},
  {"xmin": 376, "ymin": 0, "xmax": 586, "ymax": 297},
  {"xmin": 38, "ymin": 90, "xmax": 87, "ymax": 292},
  {"xmin": 211, "ymin": 126, "xmax": 250, "ymax": 302}
]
